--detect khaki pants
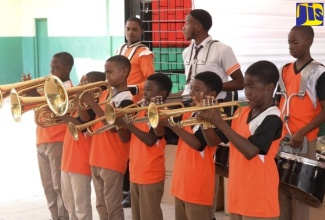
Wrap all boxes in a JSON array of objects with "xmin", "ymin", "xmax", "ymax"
[
  {"xmin": 37, "ymin": 142, "xmax": 69, "ymax": 220},
  {"xmin": 61, "ymin": 171, "xmax": 92, "ymax": 220},
  {"xmin": 174, "ymin": 197, "xmax": 212, "ymax": 220},
  {"xmin": 130, "ymin": 180, "xmax": 164, "ymax": 220},
  {"xmin": 211, "ymin": 173, "xmax": 220, "ymax": 219},
  {"xmin": 229, "ymin": 213, "xmax": 278, "ymax": 220},
  {"xmin": 279, "ymin": 139, "xmax": 323, "ymax": 220},
  {"xmin": 91, "ymin": 166, "xmax": 124, "ymax": 220}
]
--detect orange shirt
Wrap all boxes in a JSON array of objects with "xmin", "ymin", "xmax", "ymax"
[
  {"xmin": 129, "ymin": 111, "xmax": 166, "ymax": 184},
  {"xmin": 61, "ymin": 130, "xmax": 92, "ymax": 176},
  {"xmin": 171, "ymin": 112, "xmax": 216, "ymax": 206},
  {"xmin": 279, "ymin": 62, "xmax": 322, "ymax": 141},
  {"xmin": 89, "ymin": 90, "xmax": 131, "ymax": 174},
  {"xmin": 36, "ymin": 80, "xmax": 73, "ymax": 145},
  {"xmin": 119, "ymin": 43, "xmax": 154, "ymax": 102},
  {"xmin": 228, "ymin": 106, "xmax": 281, "ymax": 217}
]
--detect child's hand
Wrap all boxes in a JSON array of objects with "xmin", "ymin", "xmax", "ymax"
[
  {"xmin": 21, "ymin": 73, "xmax": 31, "ymax": 81},
  {"xmin": 157, "ymin": 116, "xmax": 170, "ymax": 127},
  {"xmin": 114, "ymin": 116, "xmax": 128, "ymax": 128},
  {"xmin": 196, "ymin": 108, "xmax": 223, "ymax": 128},
  {"xmin": 290, "ymin": 131, "xmax": 304, "ymax": 148}
]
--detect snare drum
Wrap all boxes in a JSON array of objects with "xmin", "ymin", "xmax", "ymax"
[
  {"xmin": 214, "ymin": 143, "xmax": 229, "ymax": 178},
  {"xmin": 276, "ymin": 152, "xmax": 325, "ymax": 208}
]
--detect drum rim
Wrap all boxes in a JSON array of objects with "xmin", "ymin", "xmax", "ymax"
[{"xmin": 278, "ymin": 152, "xmax": 325, "ymax": 168}]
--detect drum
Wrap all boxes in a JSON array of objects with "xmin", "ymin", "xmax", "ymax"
[
  {"xmin": 276, "ymin": 152, "xmax": 325, "ymax": 208},
  {"xmin": 214, "ymin": 143, "xmax": 229, "ymax": 178}
]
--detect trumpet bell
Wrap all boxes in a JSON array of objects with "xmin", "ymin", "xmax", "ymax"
[
  {"xmin": 10, "ymin": 88, "xmax": 46, "ymax": 122},
  {"xmin": 148, "ymin": 102, "xmax": 160, "ymax": 128},
  {"xmin": 44, "ymin": 75, "xmax": 69, "ymax": 116}
]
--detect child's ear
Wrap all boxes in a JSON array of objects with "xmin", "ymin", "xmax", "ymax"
[{"xmin": 266, "ymin": 83, "xmax": 275, "ymax": 93}]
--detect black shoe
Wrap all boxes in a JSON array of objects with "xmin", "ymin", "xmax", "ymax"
[{"xmin": 122, "ymin": 194, "xmax": 131, "ymax": 208}]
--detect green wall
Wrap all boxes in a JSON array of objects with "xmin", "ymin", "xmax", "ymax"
[
  {"xmin": 0, "ymin": 37, "xmax": 24, "ymax": 84},
  {"xmin": 1, "ymin": 36, "xmax": 124, "ymax": 85}
]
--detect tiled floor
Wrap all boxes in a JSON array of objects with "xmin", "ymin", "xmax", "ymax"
[
  {"xmin": 0, "ymin": 100, "xmax": 229, "ymax": 219},
  {"xmin": 0, "ymin": 196, "xmax": 229, "ymax": 220}
]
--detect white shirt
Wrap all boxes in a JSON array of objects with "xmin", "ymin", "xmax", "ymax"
[{"xmin": 182, "ymin": 36, "xmax": 240, "ymax": 99}]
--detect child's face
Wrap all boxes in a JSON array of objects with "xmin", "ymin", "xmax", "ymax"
[
  {"xmin": 143, "ymin": 80, "xmax": 164, "ymax": 103},
  {"xmin": 244, "ymin": 74, "xmax": 270, "ymax": 109},
  {"xmin": 190, "ymin": 79, "xmax": 215, "ymax": 103},
  {"xmin": 288, "ymin": 29, "xmax": 311, "ymax": 59},
  {"xmin": 104, "ymin": 61, "xmax": 125, "ymax": 87},
  {"xmin": 50, "ymin": 57, "xmax": 70, "ymax": 80}
]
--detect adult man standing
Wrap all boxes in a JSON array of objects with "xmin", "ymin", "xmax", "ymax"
[{"xmin": 180, "ymin": 9, "xmax": 244, "ymax": 220}]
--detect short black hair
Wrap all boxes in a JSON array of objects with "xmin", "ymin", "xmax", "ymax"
[
  {"xmin": 189, "ymin": 9, "xmax": 212, "ymax": 32},
  {"xmin": 106, "ymin": 55, "xmax": 131, "ymax": 76},
  {"xmin": 53, "ymin": 52, "xmax": 74, "ymax": 67},
  {"xmin": 291, "ymin": 25, "xmax": 314, "ymax": 40},
  {"xmin": 147, "ymin": 73, "xmax": 173, "ymax": 99},
  {"xmin": 194, "ymin": 71, "xmax": 223, "ymax": 95},
  {"xmin": 245, "ymin": 60, "xmax": 279, "ymax": 85},
  {"xmin": 86, "ymin": 71, "xmax": 106, "ymax": 83},
  {"xmin": 126, "ymin": 17, "xmax": 143, "ymax": 30}
]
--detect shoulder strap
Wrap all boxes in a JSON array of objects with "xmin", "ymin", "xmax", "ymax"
[
  {"xmin": 278, "ymin": 63, "xmax": 291, "ymax": 94},
  {"xmin": 298, "ymin": 61, "xmax": 321, "ymax": 97},
  {"xmin": 116, "ymin": 43, "xmax": 127, "ymax": 55},
  {"xmin": 126, "ymin": 44, "xmax": 147, "ymax": 60},
  {"xmin": 199, "ymin": 40, "xmax": 219, "ymax": 65}
]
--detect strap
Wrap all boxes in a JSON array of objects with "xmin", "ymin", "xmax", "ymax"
[
  {"xmin": 298, "ymin": 61, "xmax": 320, "ymax": 98},
  {"xmin": 278, "ymin": 63, "xmax": 290, "ymax": 95},
  {"xmin": 199, "ymin": 40, "xmax": 219, "ymax": 64},
  {"xmin": 116, "ymin": 43, "xmax": 127, "ymax": 55},
  {"xmin": 117, "ymin": 42, "xmax": 147, "ymax": 60}
]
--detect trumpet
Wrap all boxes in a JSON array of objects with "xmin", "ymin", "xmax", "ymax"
[
  {"xmin": 105, "ymin": 97, "xmax": 185, "ymax": 125},
  {"xmin": 0, "ymin": 76, "xmax": 47, "ymax": 109},
  {"xmin": 68, "ymin": 100, "xmax": 185, "ymax": 140},
  {"xmin": 10, "ymin": 75, "xmax": 68, "ymax": 123},
  {"xmin": 67, "ymin": 117, "xmax": 110, "ymax": 140},
  {"xmin": 46, "ymin": 75, "xmax": 112, "ymax": 116},
  {"xmin": 148, "ymin": 101, "xmax": 242, "ymax": 129},
  {"xmin": 67, "ymin": 104, "xmax": 139, "ymax": 141}
]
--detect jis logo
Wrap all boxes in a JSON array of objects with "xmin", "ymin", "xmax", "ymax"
[{"xmin": 296, "ymin": 3, "xmax": 324, "ymax": 26}]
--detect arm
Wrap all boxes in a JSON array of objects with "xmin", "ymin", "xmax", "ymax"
[
  {"xmin": 222, "ymin": 69, "xmax": 244, "ymax": 91},
  {"xmin": 197, "ymin": 108, "xmax": 282, "ymax": 159},
  {"xmin": 156, "ymin": 116, "xmax": 203, "ymax": 151},
  {"xmin": 135, "ymin": 52, "xmax": 155, "ymax": 94},
  {"xmin": 291, "ymin": 100, "xmax": 325, "ymax": 147},
  {"xmin": 126, "ymin": 123, "xmax": 158, "ymax": 146}
]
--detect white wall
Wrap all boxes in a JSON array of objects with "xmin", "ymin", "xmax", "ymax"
[
  {"xmin": 0, "ymin": 0, "xmax": 125, "ymax": 37},
  {"xmin": 0, "ymin": 0, "xmax": 22, "ymax": 36},
  {"xmin": 193, "ymin": 0, "xmax": 325, "ymax": 73}
]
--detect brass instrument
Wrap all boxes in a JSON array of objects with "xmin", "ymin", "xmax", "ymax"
[
  {"xmin": 64, "ymin": 81, "xmax": 112, "ymax": 113},
  {"xmin": 67, "ymin": 104, "xmax": 138, "ymax": 141},
  {"xmin": 68, "ymin": 100, "xmax": 185, "ymax": 140},
  {"xmin": 148, "ymin": 101, "xmax": 242, "ymax": 129},
  {"xmin": 36, "ymin": 76, "xmax": 111, "ymax": 127},
  {"xmin": 105, "ymin": 103, "xmax": 147, "ymax": 125},
  {"xmin": 45, "ymin": 75, "xmax": 112, "ymax": 116},
  {"xmin": 0, "ymin": 76, "xmax": 47, "ymax": 109},
  {"xmin": 10, "ymin": 75, "xmax": 68, "ymax": 123},
  {"xmin": 105, "ymin": 96, "xmax": 185, "ymax": 125}
]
